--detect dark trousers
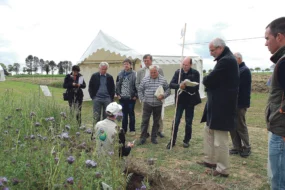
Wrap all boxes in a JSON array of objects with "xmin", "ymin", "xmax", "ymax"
[
  {"xmin": 230, "ymin": 107, "xmax": 250, "ymax": 150},
  {"xmin": 93, "ymin": 97, "xmax": 112, "ymax": 122},
  {"xmin": 171, "ymin": 104, "xmax": 194, "ymax": 144},
  {"xmin": 119, "ymin": 98, "xmax": 136, "ymax": 132},
  {"xmin": 140, "ymin": 103, "xmax": 162, "ymax": 140},
  {"xmin": 69, "ymin": 98, "xmax": 82, "ymax": 126}
]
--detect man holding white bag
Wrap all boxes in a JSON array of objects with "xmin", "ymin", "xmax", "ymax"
[
  {"xmin": 167, "ymin": 57, "xmax": 201, "ymax": 149},
  {"xmin": 138, "ymin": 65, "xmax": 170, "ymax": 145}
]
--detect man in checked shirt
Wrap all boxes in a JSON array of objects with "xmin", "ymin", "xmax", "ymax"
[{"xmin": 138, "ymin": 65, "xmax": 170, "ymax": 145}]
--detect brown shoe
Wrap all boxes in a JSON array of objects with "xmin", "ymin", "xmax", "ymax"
[
  {"xmin": 196, "ymin": 161, "xmax": 217, "ymax": 169},
  {"xmin": 205, "ymin": 169, "xmax": 229, "ymax": 177}
]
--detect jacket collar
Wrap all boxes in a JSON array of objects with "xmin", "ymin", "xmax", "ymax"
[
  {"xmin": 239, "ymin": 62, "xmax": 245, "ymax": 68},
  {"xmin": 270, "ymin": 45, "xmax": 285, "ymax": 64},
  {"xmin": 214, "ymin": 46, "xmax": 231, "ymax": 61}
]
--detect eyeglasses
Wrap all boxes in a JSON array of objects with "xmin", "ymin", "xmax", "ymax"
[{"xmin": 210, "ymin": 47, "xmax": 219, "ymax": 52}]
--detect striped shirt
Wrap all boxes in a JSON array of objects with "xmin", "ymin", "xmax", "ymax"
[{"xmin": 138, "ymin": 75, "xmax": 170, "ymax": 106}]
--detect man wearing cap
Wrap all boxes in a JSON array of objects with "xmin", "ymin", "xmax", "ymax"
[{"xmin": 94, "ymin": 102, "xmax": 134, "ymax": 157}]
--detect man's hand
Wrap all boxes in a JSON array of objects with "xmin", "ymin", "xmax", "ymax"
[
  {"xmin": 157, "ymin": 95, "xmax": 164, "ymax": 101},
  {"xmin": 127, "ymin": 142, "xmax": 134, "ymax": 148},
  {"xmin": 132, "ymin": 97, "xmax": 137, "ymax": 100},
  {"xmin": 180, "ymin": 82, "xmax": 186, "ymax": 90}
]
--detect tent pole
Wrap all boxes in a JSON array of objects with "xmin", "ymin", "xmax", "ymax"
[{"xmin": 170, "ymin": 23, "xmax": 187, "ymax": 150}]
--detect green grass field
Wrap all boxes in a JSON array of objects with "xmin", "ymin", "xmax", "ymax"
[{"xmin": 0, "ymin": 77, "xmax": 271, "ymax": 190}]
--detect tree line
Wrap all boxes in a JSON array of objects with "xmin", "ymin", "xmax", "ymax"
[
  {"xmin": 203, "ymin": 67, "xmax": 272, "ymax": 74},
  {"xmin": 2, "ymin": 55, "xmax": 73, "ymax": 75}
]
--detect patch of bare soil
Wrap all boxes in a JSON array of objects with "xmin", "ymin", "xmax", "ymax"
[
  {"xmin": 251, "ymin": 74, "xmax": 271, "ymax": 93},
  {"xmin": 125, "ymin": 158, "xmax": 225, "ymax": 190}
]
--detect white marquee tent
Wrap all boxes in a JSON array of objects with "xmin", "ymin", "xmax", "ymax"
[
  {"xmin": 0, "ymin": 65, "xmax": 6, "ymax": 82},
  {"xmin": 79, "ymin": 30, "xmax": 205, "ymax": 101}
]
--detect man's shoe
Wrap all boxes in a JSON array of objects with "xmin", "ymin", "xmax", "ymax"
[
  {"xmin": 166, "ymin": 142, "xmax": 175, "ymax": 149},
  {"xmin": 240, "ymin": 148, "xmax": 251, "ymax": 157},
  {"xmin": 229, "ymin": 148, "xmax": 240, "ymax": 155},
  {"xmin": 183, "ymin": 142, "xmax": 190, "ymax": 148},
  {"xmin": 146, "ymin": 133, "xmax": 150, "ymax": 138},
  {"xmin": 205, "ymin": 169, "xmax": 229, "ymax": 178},
  {"xmin": 196, "ymin": 161, "xmax": 217, "ymax": 169},
  {"xmin": 138, "ymin": 138, "xmax": 146, "ymax": 145},
  {"xmin": 157, "ymin": 132, "xmax": 165, "ymax": 138},
  {"xmin": 151, "ymin": 139, "xmax": 158, "ymax": 144}
]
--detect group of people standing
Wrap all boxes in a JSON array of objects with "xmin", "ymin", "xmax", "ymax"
[{"xmin": 63, "ymin": 16, "xmax": 285, "ymax": 189}]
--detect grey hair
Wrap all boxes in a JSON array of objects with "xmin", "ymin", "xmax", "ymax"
[
  {"xmin": 212, "ymin": 38, "xmax": 226, "ymax": 48},
  {"xmin": 149, "ymin": 65, "xmax": 160, "ymax": 71},
  {"xmin": 234, "ymin": 52, "xmax": 243, "ymax": 61},
  {"xmin": 99, "ymin": 62, "xmax": 109, "ymax": 68}
]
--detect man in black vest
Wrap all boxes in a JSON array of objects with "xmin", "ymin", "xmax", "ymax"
[
  {"xmin": 229, "ymin": 52, "xmax": 252, "ymax": 157},
  {"xmin": 166, "ymin": 56, "xmax": 201, "ymax": 149},
  {"xmin": 265, "ymin": 17, "xmax": 285, "ymax": 190}
]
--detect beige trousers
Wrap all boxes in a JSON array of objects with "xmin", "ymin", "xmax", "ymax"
[
  {"xmin": 141, "ymin": 102, "xmax": 163, "ymax": 133},
  {"xmin": 203, "ymin": 125, "xmax": 230, "ymax": 174}
]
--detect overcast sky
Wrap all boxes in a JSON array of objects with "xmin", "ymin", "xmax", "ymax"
[{"xmin": 0, "ymin": 0, "xmax": 284, "ymax": 70}]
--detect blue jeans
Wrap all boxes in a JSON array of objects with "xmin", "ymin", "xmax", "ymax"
[
  {"xmin": 119, "ymin": 98, "xmax": 136, "ymax": 132},
  {"xmin": 171, "ymin": 104, "xmax": 194, "ymax": 144},
  {"xmin": 269, "ymin": 133, "xmax": 285, "ymax": 190}
]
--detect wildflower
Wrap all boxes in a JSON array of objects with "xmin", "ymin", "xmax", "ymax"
[
  {"xmin": 76, "ymin": 132, "xmax": 80, "ymax": 137},
  {"xmin": 85, "ymin": 160, "xmax": 97, "ymax": 168},
  {"xmin": 60, "ymin": 112, "xmax": 67, "ymax": 118},
  {"xmin": 43, "ymin": 137, "xmax": 48, "ymax": 141},
  {"xmin": 141, "ymin": 185, "xmax": 147, "ymax": 190},
  {"xmin": 30, "ymin": 112, "xmax": 36, "ymax": 117},
  {"xmin": 34, "ymin": 122, "xmax": 41, "ymax": 127},
  {"xmin": 12, "ymin": 178, "xmax": 20, "ymax": 185},
  {"xmin": 95, "ymin": 172, "xmax": 102, "ymax": 178},
  {"xmin": 0, "ymin": 177, "xmax": 8, "ymax": 184},
  {"xmin": 65, "ymin": 125, "xmax": 71, "ymax": 131},
  {"xmin": 37, "ymin": 134, "xmax": 42, "ymax": 139},
  {"xmin": 3, "ymin": 131, "xmax": 8, "ymax": 134},
  {"xmin": 61, "ymin": 132, "xmax": 69, "ymax": 140},
  {"xmin": 66, "ymin": 177, "xmax": 74, "ymax": 185},
  {"xmin": 49, "ymin": 117, "xmax": 55, "ymax": 122},
  {"xmin": 85, "ymin": 128, "xmax": 92, "ymax": 134},
  {"xmin": 2, "ymin": 187, "xmax": 9, "ymax": 190},
  {"xmin": 55, "ymin": 157, "xmax": 59, "ymax": 164},
  {"xmin": 67, "ymin": 156, "xmax": 75, "ymax": 164},
  {"xmin": 30, "ymin": 135, "xmax": 35, "ymax": 140},
  {"xmin": 108, "ymin": 151, "xmax": 114, "ymax": 156},
  {"xmin": 16, "ymin": 108, "xmax": 22, "ymax": 111},
  {"xmin": 15, "ymin": 129, "xmax": 19, "ymax": 134}
]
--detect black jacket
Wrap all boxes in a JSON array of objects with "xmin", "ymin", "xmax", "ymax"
[
  {"xmin": 170, "ymin": 68, "xmax": 201, "ymax": 106},
  {"xmin": 201, "ymin": 46, "xmax": 239, "ymax": 131},
  {"xmin": 63, "ymin": 73, "xmax": 86, "ymax": 101},
  {"xmin": 88, "ymin": 72, "xmax": 115, "ymax": 101},
  {"xmin": 238, "ymin": 62, "xmax": 251, "ymax": 108}
]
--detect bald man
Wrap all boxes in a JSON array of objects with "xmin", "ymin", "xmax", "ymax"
[{"xmin": 167, "ymin": 56, "xmax": 201, "ymax": 149}]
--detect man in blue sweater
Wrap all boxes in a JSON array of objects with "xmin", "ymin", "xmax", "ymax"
[{"xmin": 229, "ymin": 52, "xmax": 252, "ymax": 157}]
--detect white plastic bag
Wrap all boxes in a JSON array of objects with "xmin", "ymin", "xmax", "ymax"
[
  {"xmin": 154, "ymin": 86, "xmax": 165, "ymax": 119},
  {"xmin": 183, "ymin": 79, "xmax": 199, "ymax": 87}
]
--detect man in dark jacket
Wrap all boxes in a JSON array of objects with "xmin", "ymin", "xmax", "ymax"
[
  {"xmin": 88, "ymin": 62, "xmax": 115, "ymax": 122},
  {"xmin": 197, "ymin": 38, "xmax": 239, "ymax": 177},
  {"xmin": 264, "ymin": 17, "xmax": 285, "ymax": 190},
  {"xmin": 166, "ymin": 56, "xmax": 201, "ymax": 149},
  {"xmin": 229, "ymin": 52, "xmax": 252, "ymax": 157}
]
